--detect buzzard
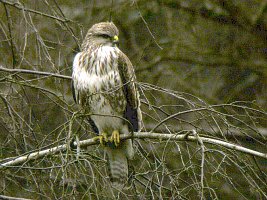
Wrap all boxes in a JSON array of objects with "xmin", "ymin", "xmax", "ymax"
[{"xmin": 72, "ymin": 22, "xmax": 142, "ymax": 189}]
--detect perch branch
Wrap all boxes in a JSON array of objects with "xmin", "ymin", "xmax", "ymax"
[{"xmin": 0, "ymin": 131, "xmax": 266, "ymax": 169}]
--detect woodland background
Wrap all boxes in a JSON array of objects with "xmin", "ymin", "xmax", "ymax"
[{"xmin": 0, "ymin": 0, "xmax": 266, "ymax": 199}]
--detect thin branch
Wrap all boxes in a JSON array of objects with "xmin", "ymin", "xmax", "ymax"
[
  {"xmin": 0, "ymin": 66, "xmax": 71, "ymax": 80},
  {"xmin": 0, "ymin": 0, "xmax": 72, "ymax": 23},
  {"xmin": 133, "ymin": 0, "xmax": 163, "ymax": 50},
  {"xmin": 0, "ymin": 195, "xmax": 32, "ymax": 200},
  {"xmin": 50, "ymin": 0, "xmax": 80, "ymax": 47},
  {"xmin": 3, "ymin": 3, "xmax": 17, "ymax": 67},
  {"xmin": 1, "ymin": 131, "xmax": 266, "ymax": 169},
  {"xmin": 193, "ymin": 129, "xmax": 205, "ymax": 200}
]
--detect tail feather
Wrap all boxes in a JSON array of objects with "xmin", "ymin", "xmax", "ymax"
[
  {"xmin": 106, "ymin": 147, "xmax": 128, "ymax": 190},
  {"xmin": 105, "ymin": 147, "xmax": 128, "ymax": 189}
]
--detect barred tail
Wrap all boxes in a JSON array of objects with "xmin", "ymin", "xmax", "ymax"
[{"xmin": 105, "ymin": 147, "xmax": 128, "ymax": 190}]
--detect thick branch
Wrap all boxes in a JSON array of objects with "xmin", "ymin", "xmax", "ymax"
[{"xmin": 0, "ymin": 131, "xmax": 266, "ymax": 169}]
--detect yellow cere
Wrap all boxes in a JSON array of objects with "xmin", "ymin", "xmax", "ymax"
[{"xmin": 113, "ymin": 35, "xmax": 119, "ymax": 41}]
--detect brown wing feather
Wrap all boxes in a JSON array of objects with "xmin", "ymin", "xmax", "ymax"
[
  {"xmin": 71, "ymin": 80, "xmax": 77, "ymax": 103},
  {"xmin": 117, "ymin": 51, "xmax": 142, "ymax": 132}
]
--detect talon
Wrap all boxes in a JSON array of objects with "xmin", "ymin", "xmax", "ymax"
[
  {"xmin": 110, "ymin": 130, "xmax": 120, "ymax": 146},
  {"xmin": 93, "ymin": 132, "xmax": 108, "ymax": 145}
]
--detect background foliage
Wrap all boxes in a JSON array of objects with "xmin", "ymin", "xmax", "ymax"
[{"xmin": 0, "ymin": 0, "xmax": 266, "ymax": 199}]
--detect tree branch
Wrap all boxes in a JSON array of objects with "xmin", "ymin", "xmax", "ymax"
[
  {"xmin": 0, "ymin": 0, "xmax": 72, "ymax": 23},
  {"xmin": 0, "ymin": 195, "xmax": 32, "ymax": 200},
  {"xmin": 1, "ymin": 131, "xmax": 266, "ymax": 169},
  {"xmin": 0, "ymin": 66, "xmax": 71, "ymax": 80}
]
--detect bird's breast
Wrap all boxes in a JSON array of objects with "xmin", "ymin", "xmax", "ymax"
[{"xmin": 75, "ymin": 47, "xmax": 126, "ymax": 115}]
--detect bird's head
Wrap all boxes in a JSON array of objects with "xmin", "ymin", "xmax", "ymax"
[{"xmin": 82, "ymin": 22, "xmax": 119, "ymax": 49}]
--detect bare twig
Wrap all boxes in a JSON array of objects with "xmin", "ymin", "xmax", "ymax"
[
  {"xmin": 133, "ymin": 1, "xmax": 163, "ymax": 50},
  {"xmin": 3, "ymin": 3, "xmax": 17, "ymax": 67},
  {"xmin": 0, "ymin": 0, "xmax": 72, "ymax": 23},
  {"xmin": 192, "ymin": 129, "xmax": 205, "ymax": 200},
  {"xmin": 0, "ymin": 66, "xmax": 71, "ymax": 80},
  {"xmin": 0, "ymin": 194, "xmax": 32, "ymax": 200}
]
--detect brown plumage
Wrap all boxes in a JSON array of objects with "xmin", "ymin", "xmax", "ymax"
[{"xmin": 72, "ymin": 22, "xmax": 142, "ymax": 189}]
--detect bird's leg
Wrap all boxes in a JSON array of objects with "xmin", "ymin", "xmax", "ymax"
[
  {"xmin": 93, "ymin": 132, "xmax": 108, "ymax": 145},
  {"xmin": 110, "ymin": 130, "xmax": 120, "ymax": 147}
]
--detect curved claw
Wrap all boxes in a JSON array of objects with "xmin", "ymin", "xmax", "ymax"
[
  {"xmin": 93, "ymin": 132, "xmax": 108, "ymax": 145},
  {"xmin": 110, "ymin": 130, "xmax": 120, "ymax": 147}
]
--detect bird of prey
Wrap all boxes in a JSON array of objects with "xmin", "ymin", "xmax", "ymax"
[{"xmin": 72, "ymin": 22, "xmax": 142, "ymax": 189}]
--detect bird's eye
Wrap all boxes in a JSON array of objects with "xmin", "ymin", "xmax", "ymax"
[{"xmin": 100, "ymin": 34, "xmax": 110, "ymax": 38}]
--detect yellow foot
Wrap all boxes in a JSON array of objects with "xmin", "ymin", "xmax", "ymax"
[
  {"xmin": 110, "ymin": 130, "xmax": 120, "ymax": 147},
  {"xmin": 93, "ymin": 132, "xmax": 108, "ymax": 145}
]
